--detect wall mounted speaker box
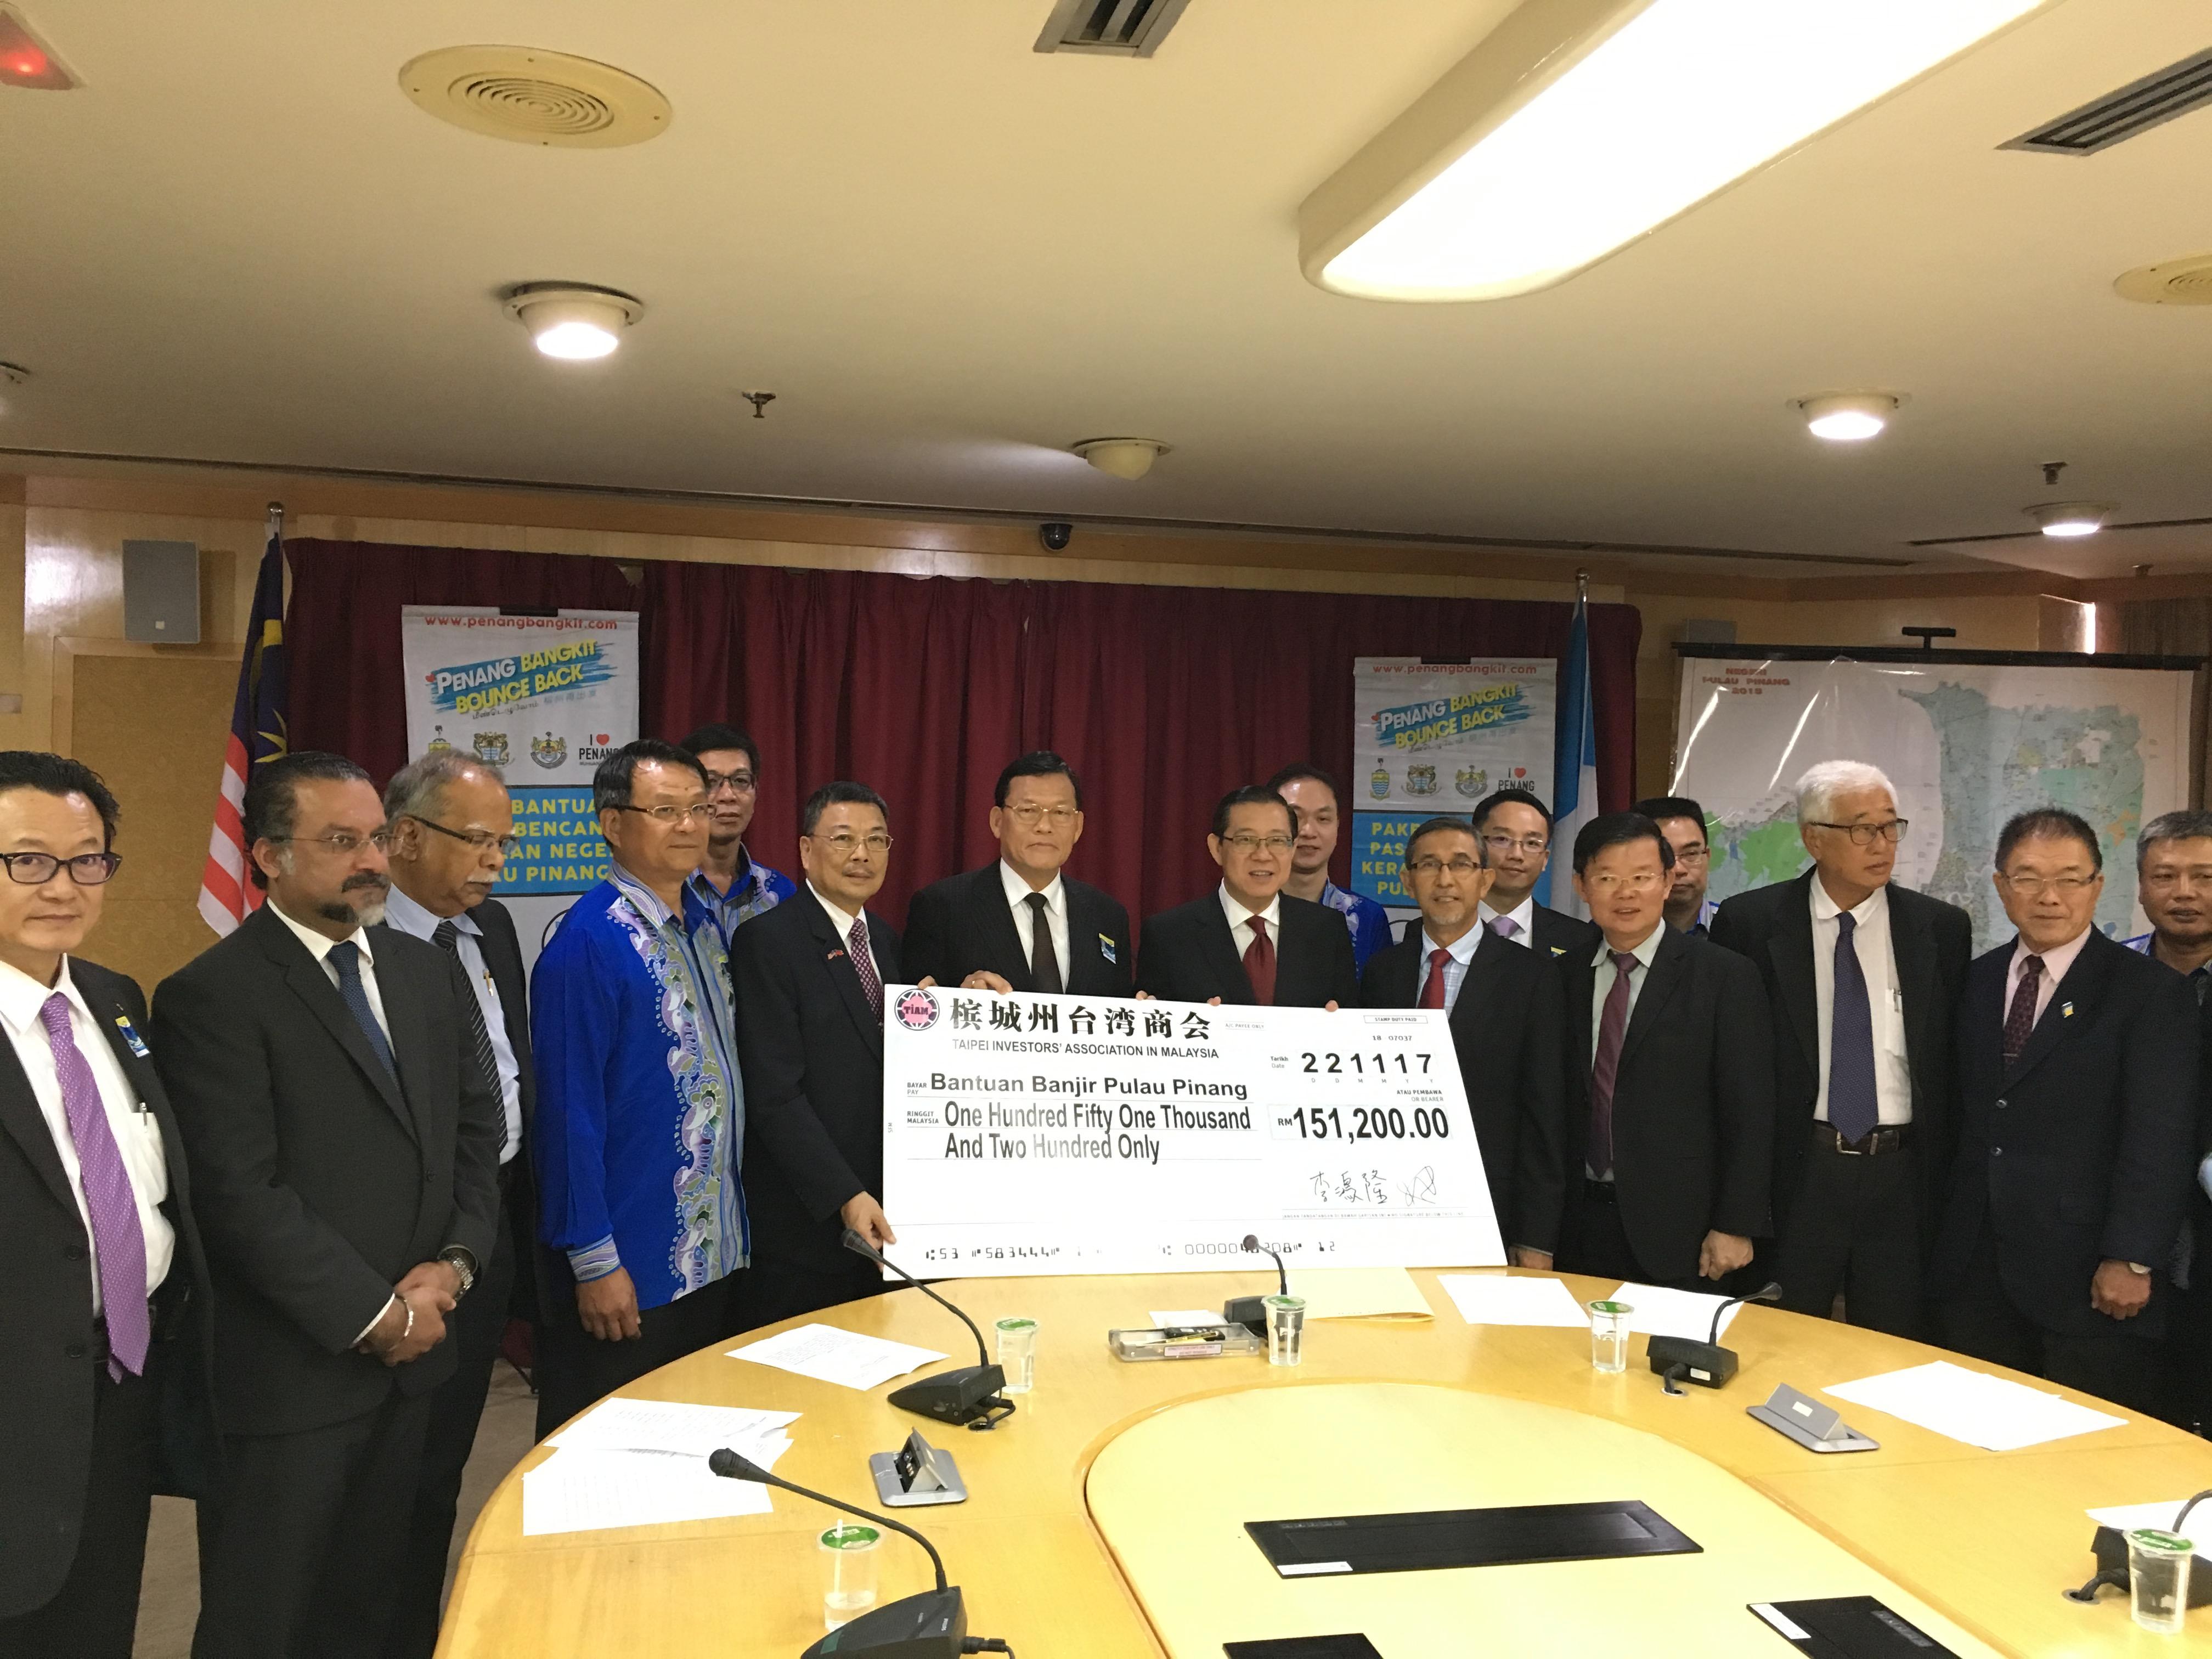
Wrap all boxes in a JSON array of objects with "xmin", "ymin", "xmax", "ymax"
[{"xmin": 122, "ymin": 540, "xmax": 201, "ymax": 644}]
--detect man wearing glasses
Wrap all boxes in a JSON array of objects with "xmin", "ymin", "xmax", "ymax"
[
  {"xmin": 904, "ymin": 750, "xmax": 1132, "ymax": 998},
  {"xmin": 1928, "ymin": 808, "xmax": 2198, "ymax": 1413},
  {"xmin": 1135, "ymin": 785, "xmax": 1358, "ymax": 1008},
  {"xmin": 677, "ymin": 723, "xmax": 795, "ymax": 946},
  {"xmin": 377, "ymin": 752, "xmax": 535, "ymax": 1658},
  {"xmin": 1470, "ymin": 787, "xmax": 1599, "ymax": 960},
  {"xmin": 530, "ymin": 740, "xmax": 745, "ymax": 1435},
  {"xmin": 1709, "ymin": 761, "xmax": 1971, "ymax": 1336},
  {"xmin": 1633, "ymin": 794, "xmax": 1714, "ymax": 936},
  {"xmin": 730, "ymin": 782, "xmax": 906, "ymax": 1328},
  {"xmin": 153, "ymin": 752, "xmax": 501, "ymax": 1659}
]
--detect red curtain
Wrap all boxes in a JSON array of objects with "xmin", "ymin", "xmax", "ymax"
[{"xmin": 285, "ymin": 540, "xmax": 1641, "ymax": 932}]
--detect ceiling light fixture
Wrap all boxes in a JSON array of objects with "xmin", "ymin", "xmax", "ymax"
[
  {"xmin": 1300, "ymin": 0, "xmax": 2051, "ymax": 302},
  {"xmin": 503, "ymin": 284, "xmax": 644, "ymax": 360},
  {"xmin": 2026, "ymin": 501, "xmax": 2113, "ymax": 539},
  {"xmin": 1072, "ymin": 438, "xmax": 1170, "ymax": 481},
  {"xmin": 0, "ymin": 4, "xmax": 80, "ymax": 89},
  {"xmin": 1796, "ymin": 393, "xmax": 1900, "ymax": 442}
]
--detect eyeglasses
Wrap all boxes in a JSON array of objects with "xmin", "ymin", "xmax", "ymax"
[
  {"xmin": 815, "ymin": 831, "xmax": 893, "ymax": 855},
  {"xmin": 0, "ymin": 851, "xmax": 121, "ymax": 885},
  {"xmin": 1004, "ymin": 804, "xmax": 1078, "ymax": 827},
  {"xmin": 1808, "ymin": 819, "xmax": 1910, "ymax": 846},
  {"xmin": 1584, "ymin": 871, "xmax": 1666, "ymax": 895},
  {"xmin": 1481, "ymin": 833, "xmax": 1550, "ymax": 856},
  {"xmin": 1220, "ymin": 834, "xmax": 1295, "ymax": 854},
  {"xmin": 702, "ymin": 770, "xmax": 757, "ymax": 796},
  {"xmin": 611, "ymin": 803, "xmax": 714, "ymax": 826},
  {"xmin": 404, "ymin": 815, "xmax": 521, "ymax": 857},
  {"xmin": 1999, "ymin": 872, "xmax": 2097, "ymax": 896},
  {"xmin": 270, "ymin": 831, "xmax": 393, "ymax": 856},
  {"xmin": 1407, "ymin": 856, "xmax": 1482, "ymax": 877}
]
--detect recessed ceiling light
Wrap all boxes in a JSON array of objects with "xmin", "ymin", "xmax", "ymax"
[
  {"xmin": 2026, "ymin": 501, "xmax": 2113, "ymax": 538},
  {"xmin": 1072, "ymin": 437, "xmax": 1170, "ymax": 480},
  {"xmin": 1300, "ymin": 0, "xmax": 2051, "ymax": 301},
  {"xmin": 502, "ymin": 284, "xmax": 644, "ymax": 360},
  {"xmin": 1796, "ymin": 393, "xmax": 1900, "ymax": 442}
]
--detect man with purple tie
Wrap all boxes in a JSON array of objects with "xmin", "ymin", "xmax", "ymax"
[
  {"xmin": 0, "ymin": 753, "xmax": 213, "ymax": 1659},
  {"xmin": 1470, "ymin": 787, "xmax": 1599, "ymax": 962}
]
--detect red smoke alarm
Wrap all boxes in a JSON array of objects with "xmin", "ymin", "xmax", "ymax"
[{"xmin": 0, "ymin": 7, "xmax": 80, "ymax": 91}]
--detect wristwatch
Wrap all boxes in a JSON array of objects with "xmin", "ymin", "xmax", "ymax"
[
  {"xmin": 2125, "ymin": 1261, "xmax": 2152, "ymax": 1276},
  {"xmin": 437, "ymin": 1246, "xmax": 479, "ymax": 1299}
]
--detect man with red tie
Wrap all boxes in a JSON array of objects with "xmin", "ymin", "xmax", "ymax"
[{"xmin": 1135, "ymin": 786, "xmax": 1357, "ymax": 1008}]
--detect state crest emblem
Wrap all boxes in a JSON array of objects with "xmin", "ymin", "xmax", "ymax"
[
  {"xmin": 472, "ymin": 731, "xmax": 510, "ymax": 767},
  {"xmin": 531, "ymin": 732, "xmax": 567, "ymax": 770}
]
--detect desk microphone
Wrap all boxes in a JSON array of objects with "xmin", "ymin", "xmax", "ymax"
[
  {"xmin": 2073, "ymin": 1487, "xmax": 2212, "ymax": 1609},
  {"xmin": 1223, "ymin": 1233, "xmax": 1289, "ymax": 1336},
  {"xmin": 840, "ymin": 1229, "xmax": 1012, "ymax": 1430},
  {"xmin": 1647, "ymin": 1281, "xmax": 1781, "ymax": 1396}
]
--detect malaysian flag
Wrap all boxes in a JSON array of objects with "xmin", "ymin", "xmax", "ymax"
[{"xmin": 196, "ymin": 520, "xmax": 288, "ymax": 934}]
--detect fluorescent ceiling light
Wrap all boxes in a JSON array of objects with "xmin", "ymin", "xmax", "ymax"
[
  {"xmin": 1301, "ymin": 0, "xmax": 2051, "ymax": 302},
  {"xmin": 2027, "ymin": 501, "xmax": 2112, "ymax": 538},
  {"xmin": 502, "ymin": 284, "xmax": 644, "ymax": 361}
]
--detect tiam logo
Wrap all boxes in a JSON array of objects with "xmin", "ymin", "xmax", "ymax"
[{"xmin": 893, "ymin": 988, "xmax": 940, "ymax": 1031}]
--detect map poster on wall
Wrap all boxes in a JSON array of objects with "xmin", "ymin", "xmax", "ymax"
[
  {"xmin": 400, "ymin": 607, "xmax": 640, "ymax": 961},
  {"xmin": 1671, "ymin": 652, "xmax": 2196, "ymax": 951},
  {"xmin": 1350, "ymin": 658, "xmax": 1556, "ymax": 907}
]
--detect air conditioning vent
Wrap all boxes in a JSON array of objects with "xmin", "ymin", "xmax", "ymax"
[
  {"xmin": 2002, "ymin": 46, "xmax": 2212, "ymax": 155},
  {"xmin": 1034, "ymin": 0, "xmax": 1193, "ymax": 58}
]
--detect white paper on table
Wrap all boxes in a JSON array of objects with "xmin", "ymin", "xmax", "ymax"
[
  {"xmin": 727, "ymin": 1323, "xmax": 947, "ymax": 1391},
  {"xmin": 521, "ymin": 1446, "xmax": 774, "ymax": 1536},
  {"xmin": 1824, "ymin": 1360, "xmax": 2127, "ymax": 1451},
  {"xmin": 1436, "ymin": 1273, "xmax": 1589, "ymax": 1328},
  {"xmin": 1606, "ymin": 1283, "xmax": 1742, "ymax": 1341},
  {"xmin": 2087, "ymin": 1501, "xmax": 2212, "ymax": 1547},
  {"xmin": 547, "ymin": 1397, "xmax": 799, "ymax": 1458},
  {"xmin": 1149, "ymin": 1308, "xmax": 1223, "ymax": 1328}
]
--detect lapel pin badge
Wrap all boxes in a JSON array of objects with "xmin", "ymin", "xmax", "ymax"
[
  {"xmin": 2062, "ymin": 1001, "xmax": 2074, "ymax": 1018},
  {"xmin": 826, "ymin": 949, "xmax": 847, "ymax": 962},
  {"xmin": 1099, "ymin": 933, "xmax": 1117, "ymax": 963},
  {"xmin": 114, "ymin": 1014, "xmax": 151, "ymax": 1057}
]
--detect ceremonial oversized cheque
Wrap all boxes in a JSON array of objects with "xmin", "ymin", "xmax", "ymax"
[{"xmin": 880, "ymin": 985, "xmax": 1504, "ymax": 1278}]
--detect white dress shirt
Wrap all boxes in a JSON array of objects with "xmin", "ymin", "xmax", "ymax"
[
  {"xmin": 381, "ymin": 883, "xmax": 523, "ymax": 1163},
  {"xmin": 269, "ymin": 901, "xmax": 392, "ymax": 1043},
  {"xmin": 1810, "ymin": 880, "xmax": 1914, "ymax": 1126},
  {"xmin": 1477, "ymin": 894, "xmax": 1536, "ymax": 947},
  {"xmin": 1414, "ymin": 924, "xmax": 1482, "ymax": 1013},
  {"xmin": 2007, "ymin": 925, "xmax": 2094, "ymax": 1030},
  {"xmin": 0, "ymin": 955, "xmax": 173, "ymax": 1310},
  {"xmin": 1217, "ymin": 885, "xmax": 1283, "ymax": 958},
  {"xmin": 811, "ymin": 881, "xmax": 865, "ymax": 936},
  {"xmin": 1000, "ymin": 861, "xmax": 1069, "ymax": 985}
]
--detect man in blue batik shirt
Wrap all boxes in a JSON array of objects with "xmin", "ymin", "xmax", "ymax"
[
  {"xmin": 1271, "ymin": 763, "xmax": 1395, "ymax": 972},
  {"xmin": 531, "ymin": 739, "xmax": 747, "ymax": 1438},
  {"xmin": 678, "ymin": 723, "xmax": 797, "ymax": 947}
]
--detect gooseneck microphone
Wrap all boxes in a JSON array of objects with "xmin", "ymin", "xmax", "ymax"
[
  {"xmin": 841, "ymin": 1229, "xmax": 1012, "ymax": 1430},
  {"xmin": 1707, "ymin": 1280, "xmax": 1784, "ymax": 1344},
  {"xmin": 1223, "ymin": 1232, "xmax": 1290, "ymax": 1335},
  {"xmin": 1649, "ymin": 1281, "xmax": 1783, "ymax": 1396}
]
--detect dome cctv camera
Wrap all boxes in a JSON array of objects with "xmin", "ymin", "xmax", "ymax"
[{"xmin": 1039, "ymin": 522, "xmax": 1074, "ymax": 552}]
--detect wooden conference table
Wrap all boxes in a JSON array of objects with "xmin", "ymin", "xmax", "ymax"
[{"xmin": 441, "ymin": 1269, "xmax": 2212, "ymax": 1656}]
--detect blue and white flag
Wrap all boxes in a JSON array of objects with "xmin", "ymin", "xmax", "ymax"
[{"xmin": 1538, "ymin": 589, "xmax": 1598, "ymax": 919}]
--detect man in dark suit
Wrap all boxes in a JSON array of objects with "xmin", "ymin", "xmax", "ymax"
[
  {"xmin": 1471, "ymin": 787, "xmax": 1599, "ymax": 960},
  {"xmin": 1931, "ymin": 808, "xmax": 2199, "ymax": 1414},
  {"xmin": 153, "ymin": 751, "xmax": 503, "ymax": 1659},
  {"xmin": 903, "ymin": 751, "xmax": 1132, "ymax": 997},
  {"xmin": 1550, "ymin": 812, "xmax": 1773, "ymax": 1289},
  {"xmin": 1136, "ymin": 785, "xmax": 1358, "ymax": 1007},
  {"xmin": 731, "ymin": 782, "xmax": 905, "ymax": 1330},
  {"xmin": 379, "ymin": 751, "xmax": 538, "ymax": 1659},
  {"xmin": 1711, "ymin": 761, "xmax": 1971, "ymax": 1337},
  {"xmin": 1634, "ymin": 794, "xmax": 1713, "ymax": 937},
  {"xmin": 1359, "ymin": 816, "xmax": 1566, "ymax": 1262},
  {"xmin": 0, "ymin": 753, "xmax": 214, "ymax": 1659}
]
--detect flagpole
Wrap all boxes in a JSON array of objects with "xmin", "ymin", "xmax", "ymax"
[{"xmin": 267, "ymin": 500, "xmax": 284, "ymax": 542}]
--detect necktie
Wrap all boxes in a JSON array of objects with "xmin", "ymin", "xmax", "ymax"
[
  {"xmin": 849, "ymin": 916, "xmax": 883, "ymax": 1020},
  {"xmin": 328, "ymin": 940, "xmax": 398, "ymax": 1081},
  {"xmin": 1243, "ymin": 915, "xmax": 1277, "ymax": 1006},
  {"xmin": 1588, "ymin": 951, "xmax": 1638, "ymax": 1178},
  {"xmin": 2001, "ymin": 953, "xmax": 2043, "ymax": 1065},
  {"xmin": 2193, "ymin": 966, "xmax": 2209, "ymax": 1008},
  {"xmin": 432, "ymin": 920, "xmax": 504, "ymax": 1102},
  {"xmin": 1489, "ymin": 915, "xmax": 1521, "ymax": 941},
  {"xmin": 1418, "ymin": 947, "xmax": 1451, "ymax": 1011},
  {"xmin": 1827, "ymin": 911, "xmax": 1879, "ymax": 1144},
  {"xmin": 1024, "ymin": 892, "xmax": 1063, "ymax": 995},
  {"xmin": 41, "ymin": 994, "xmax": 148, "ymax": 1380}
]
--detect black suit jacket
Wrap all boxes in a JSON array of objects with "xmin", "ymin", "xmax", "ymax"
[
  {"xmin": 1709, "ymin": 871, "xmax": 1972, "ymax": 1242},
  {"xmin": 1529, "ymin": 902, "xmax": 1601, "ymax": 962},
  {"xmin": 1135, "ymin": 891, "xmax": 1359, "ymax": 1008},
  {"xmin": 1931, "ymin": 928, "xmax": 2200, "ymax": 1339},
  {"xmin": 151, "ymin": 905, "xmax": 504, "ymax": 1435},
  {"xmin": 1360, "ymin": 932, "xmax": 1567, "ymax": 1252},
  {"xmin": 1, "ymin": 958, "xmax": 217, "ymax": 1620},
  {"xmin": 730, "ymin": 894, "xmax": 899, "ymax": 1277},
  {"xmin": 1558, "ymin": 927, "xmax": 1775, "ymax": 1280},
  {"xmin": 471, "ymin": 896, "xmax": 540, "ymax": 1321},
  {"xmin": 902, "ymin": 863, "xmax": 1133, "ymax": 997}
]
